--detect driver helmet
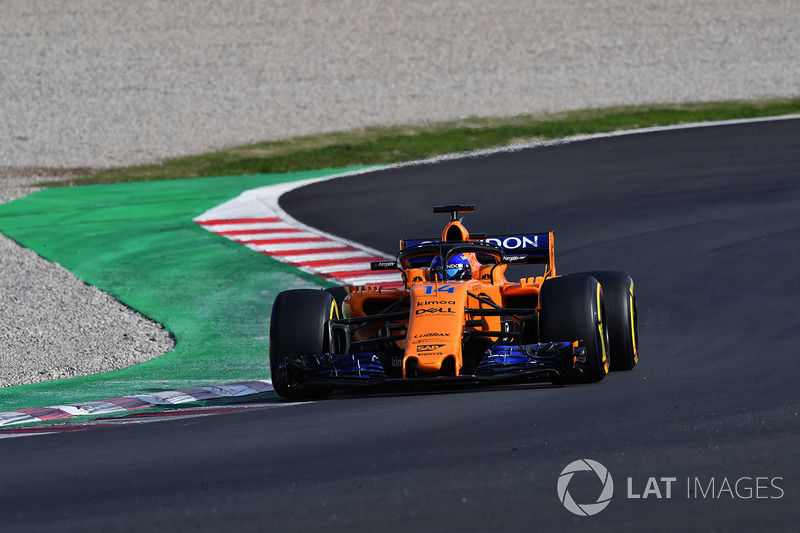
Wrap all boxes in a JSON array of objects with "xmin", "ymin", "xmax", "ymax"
[{"xmin": 430, "ymin": 253, "xmax": 472, "ymax": 281}]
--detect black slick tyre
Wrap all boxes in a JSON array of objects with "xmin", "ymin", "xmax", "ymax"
[
  {"xmin": 539, "ymin": 275, "xmax": 609, "ymax": 383},
  {"xmin": 579, "ymin": 271, "xmax": 638, "ymax": 371},
  {"xmin": 269, "ymin": 289, "xmax": 337, "ymax": 400}
]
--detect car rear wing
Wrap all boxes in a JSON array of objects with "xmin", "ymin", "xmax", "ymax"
[{"xmin": 401, "ymin": 232, "xmax": 552, "ymax": 260}]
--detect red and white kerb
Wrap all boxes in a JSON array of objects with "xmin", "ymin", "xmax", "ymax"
[{"xmin": 193, "ymin": 181, "xmax": 402, "ymax": 287}]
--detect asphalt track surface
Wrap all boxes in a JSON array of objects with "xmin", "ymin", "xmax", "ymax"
[{"xmin": 2, "ymin": 120, "xmax": 799, "ymax": 531}]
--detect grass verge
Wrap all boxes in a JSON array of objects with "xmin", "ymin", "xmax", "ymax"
[{"xmin": 41, "ymin": 98, "xmax": 800, "ymax": 187}]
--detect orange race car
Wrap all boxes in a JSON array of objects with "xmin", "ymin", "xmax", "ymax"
[{"xmin": 269, "ymin": 205, "xmax": 638, "ymax": 400}]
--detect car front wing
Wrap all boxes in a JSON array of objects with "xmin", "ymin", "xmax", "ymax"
[{"xmin": 281, "ymin": 341, "xmax": 588, "ymax": 389}]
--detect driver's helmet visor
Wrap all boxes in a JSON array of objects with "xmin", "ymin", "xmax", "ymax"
[{"xmin": 444, "ymin": 263, "xmax": 469, "ymax": 280}]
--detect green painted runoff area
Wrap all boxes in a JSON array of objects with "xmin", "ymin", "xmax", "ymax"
[{"xmin": 0, "ymin": 168, "xmax": 368, "ymax": 412}]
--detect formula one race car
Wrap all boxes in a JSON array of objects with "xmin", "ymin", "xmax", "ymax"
[{"xmin": 269, "ymin": 205, "xmax": 638, "ymax": 400}]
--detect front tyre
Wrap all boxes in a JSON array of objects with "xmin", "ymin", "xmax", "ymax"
[
  {"xmin": 539, "ymin": 275, "xmax": 609, "ymax": 383},
  {"xmin": 324, "ymin": 285, "xmax": 348, "ymax": 317},
  {"xmin": 269, "ymin": 289, "xmax": 337, "ymax": 400},
  {"xmin": 579, "ymin": 271, "xmax": 638, "ymax": 371}
]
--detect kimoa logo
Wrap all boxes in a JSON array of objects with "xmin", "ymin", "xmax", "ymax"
[{"xmin": 557, "ymin": 459, "xmax": 614, "ymax": 516}]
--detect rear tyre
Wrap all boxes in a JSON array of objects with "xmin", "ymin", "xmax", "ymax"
[
  {"xmin": 578, "ymin": 271, "xmax": 638, "ymax": 371},
  {"xmin": 539, "ymin": 275, "xmax": 609, "ymax": 383},
  {"xmin": 269, "ymin": 289, "xmax": 337, "ymax": 400}
]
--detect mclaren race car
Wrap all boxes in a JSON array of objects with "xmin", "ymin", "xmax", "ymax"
[{"xmin": 269, "ymin": 205, "xmax": 638, "ymax": 400}]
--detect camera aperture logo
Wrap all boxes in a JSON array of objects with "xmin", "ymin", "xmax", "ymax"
[{"xmin": 557, "ymin": 459, "xmax": 614, "ymax": 516}]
